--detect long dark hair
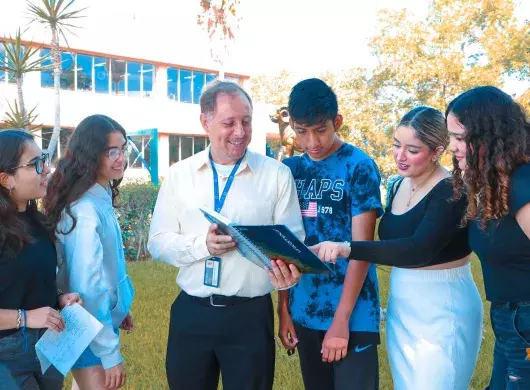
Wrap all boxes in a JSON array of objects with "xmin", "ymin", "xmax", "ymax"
[
  {"xmin": 44, "ymin": 115, "xmax": 127, "ymax": 234},
  {"xmin": 0, "ymin": 130, "xmax": 53, "ymax": 258},
  {"xmin": 446, "ymin": 86, "xmax": 530, "ymax": 227}
]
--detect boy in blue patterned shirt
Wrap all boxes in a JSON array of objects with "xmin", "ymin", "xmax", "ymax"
[{"xmin": 280, "ymin": 78, "xmax": 383, "ymax": 390}]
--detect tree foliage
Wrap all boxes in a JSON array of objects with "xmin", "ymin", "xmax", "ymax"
[{"xmin": 250, "ymin": 0, "xmax": 530, "ymax": 180}]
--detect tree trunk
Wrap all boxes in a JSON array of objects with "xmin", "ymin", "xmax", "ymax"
[
  {"xmin": 46, "ymin": 28, "xmax": 61, "ymax": 159},
  {"xmin": 16, "ymin": 76, "xmax": 28, "ymax": 131}
]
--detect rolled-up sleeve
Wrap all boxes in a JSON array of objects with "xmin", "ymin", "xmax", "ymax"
[
  {"xmin": 148, "ymin": 169, "xmax": 211, "ymax": 268},
  {"xmin": 61, "ymin": 205, "xmax": 122, "ymax": 369}
]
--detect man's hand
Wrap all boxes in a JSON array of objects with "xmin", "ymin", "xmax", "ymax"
[
  {"xmin": 120, "ymin": 312, "xmax": 134, "ymax": 334},
  {"xmin": 310, "ymin": 241, "xmax": 351, "ymax": 264},
  {"xmin": 58, "ymin": 293, "xmax": 83, "ymax": 309},
  {"xmin": 278, "ymin": 308, "xmax": 298, "ymax": 350},
  {"xmin": 322, "ymin": 319, "xmax": 349, "ymax": 363},
  {"xmin": 266, "ymin": 260, "xmax": 301, "ymax": 290},
  {"xmin": 206, "ymin": 223, "xmax": 236, "ymax": 256}
]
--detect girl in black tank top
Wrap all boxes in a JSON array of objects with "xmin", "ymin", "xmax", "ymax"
[{"xmin": 311, "ymin": 107, "xmax": 483, "ymax": 389}]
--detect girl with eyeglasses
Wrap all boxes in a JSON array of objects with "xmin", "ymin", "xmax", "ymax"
[
  {"xmin": 44, "ymin": 115, "xmax": 135, "ymax": 390},
  {"xmin": 0, "ymin": 130, "xmax": 81, "ymax": 389}
]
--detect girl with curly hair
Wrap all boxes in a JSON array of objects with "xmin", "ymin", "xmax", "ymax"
[
  {"xmin": 44, "ymin": 115, "xmax": 135, "ymax": 390},
  {"xmin": 446, "ymin": 85, "xmax": 530, "ymax": 389}
]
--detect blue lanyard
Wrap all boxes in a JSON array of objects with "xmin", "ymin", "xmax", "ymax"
[{"xmin": 210, "ymin": 151, "xmax": 245, "ymax": 213}]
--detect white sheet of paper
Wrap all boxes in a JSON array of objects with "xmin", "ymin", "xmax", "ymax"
[{"xmin": 35, "ymin": 303, "xmax": 103, "ymax": 376}]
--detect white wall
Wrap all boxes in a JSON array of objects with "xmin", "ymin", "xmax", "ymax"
[
  {"xmin": 0, "ymin": 68, "xmax": 278, "ymax": 180},
  {"xmin": 0, "ymin": 66, "xmax": 276, "ymax": 138}
]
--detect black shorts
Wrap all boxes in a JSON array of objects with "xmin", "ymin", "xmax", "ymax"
[{"xmin": 294, "ymin": 323, "xmax": 379, "ymax": 390}]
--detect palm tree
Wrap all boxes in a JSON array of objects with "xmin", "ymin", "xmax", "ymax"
[
  {"xmin": 197, "ymin": 0, "xmax": 241, "ymax": 80},
  {"xmin": 26, "ymin": 0, "xmax": 86, "ymax": 159},
  {"xmin": 0, "ymin": 28, "xmax": 50, "ymax": 131},
  {"xmin": 1, "ymin": 100, "xmax": 40, "ymax": 130}
]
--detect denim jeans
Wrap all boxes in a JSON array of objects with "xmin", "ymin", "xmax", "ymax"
[
  {"xmin": 0, "ymin": 328, "xmax": 63, "ymax": 390},
  {"xmin": 488, "ymin": 302, "xmax": 530, "ymax": 390}
]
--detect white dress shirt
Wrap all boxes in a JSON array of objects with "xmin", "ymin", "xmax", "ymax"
[{"xmin": 148, "ymin": 148, "xmax": 305, "ymax": 298}]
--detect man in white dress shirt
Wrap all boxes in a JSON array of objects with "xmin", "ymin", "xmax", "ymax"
[{"xmin": 148, "ymin": 80, "xmax": 304, "ymax": 390}]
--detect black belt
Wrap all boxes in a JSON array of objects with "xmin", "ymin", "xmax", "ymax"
[{"xmin": 181, "ymin": 290, "xmax": 265, "ymax": 307}]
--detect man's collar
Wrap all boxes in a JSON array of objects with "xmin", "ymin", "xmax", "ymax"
[{"xmin": 193, "ymin": 147, "xmax": 256, "ymax": 174}]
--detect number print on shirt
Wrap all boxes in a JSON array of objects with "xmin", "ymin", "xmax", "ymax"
[{"xmin": 318, "ymin": 205, "xmax": 333, "ymax": 214}]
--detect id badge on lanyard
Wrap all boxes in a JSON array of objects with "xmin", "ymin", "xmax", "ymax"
[{"xmin": 203, "ymin": 151, "xmax": 245, "ymax": 288}]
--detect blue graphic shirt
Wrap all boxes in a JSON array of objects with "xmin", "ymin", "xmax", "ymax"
[{"xmin": 283, "ymin": 143, "xmax": 383, "ymax": 337}]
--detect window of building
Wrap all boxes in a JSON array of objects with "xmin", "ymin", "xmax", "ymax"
[
  {"xmin": 126, "ymin": 62, "xmax": 154, "ymax": 97},
  {"xmin": 168, "ymin": 135, "xmax": 209, "ymax": 165},
  {"xmin": 60, "ymin": 51, "xmax": 75, "ymax": 90},
  {"xmin": 225, "ymin": 75, "xmax": 240, "ymax": 84},
  {"xmin": 40, "ymin": 48, "xmax": 54, "ymax": 87},
  {"xmin": 193, "ymin": 136, "xmax": 206, "ymax": 154},
  {"xmin": 76, "ymin": 53, "xmax": 93, "ymax": 91},
  {"xmin": 167, "ymin": 67, "xmax": 178, "ymax": 100},
  {"xmin": 6, "ymin": 43, "xmax": 20, "ymax": 84},
  {"xmin": 127, "ymin": 61, "xmax": 141, "ymax": 97},
  {"xmin": 179, "ymin": 69, "xmax": 192, "ymax": 103},
  {"xmin": 206, "ymin": 73, "xmax": 216, "ymax": 84},
  {"xmin": 0, "ymin": 43, "xmax": 5, "ymax": 82},
  {"xmin": 111, "ymin": 59, "xmax": 126, "ymax": 95},
  {"xmin": 94, "ymin": 56, "xmax": 109, "ymax": 93},
  {"xmin": 0, "ymin": 42, "xmax": 25, "ymax": 84},
  {"xmin": 193, "ymin": 71, "xmax": 205, "ymax": 104},
  {"xmin": 127, "ymin": 135, "xmax": 152, "ymax": 169},
  {"xmin": 142, "ymin": 63, "xmax": 154, "ymax": 97},
  {"xmin": 38, "ymin": 50, "xmax": 154, "ymax": 96},
  {"xmin": 41, "ymin": 49, "xmax": 75, "ymax": 89},
  {"xmin": 168, "ymin": 68, "xmax": 217, "ymax": 104},
  {"xmin": 0, "ymin": 42, "xmax": 18, "ymax": 83},
  {"xmin": 181, "ymin": 136, "xmax": 193, "ymax": 160}
]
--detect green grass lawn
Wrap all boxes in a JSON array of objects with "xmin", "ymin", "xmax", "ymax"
[{"xmin": 65, "ymin": 256, "xmax": 493, "ymax": 389}]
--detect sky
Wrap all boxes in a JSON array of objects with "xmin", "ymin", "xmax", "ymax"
[{"xmin": 2, "ymin": 0, "xmax": 530, "ymax": 94}]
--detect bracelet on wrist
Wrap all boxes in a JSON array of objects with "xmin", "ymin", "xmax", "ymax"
[{"xmin": 16, "ymin": 309, "xmax": 22, "ymax": 329}]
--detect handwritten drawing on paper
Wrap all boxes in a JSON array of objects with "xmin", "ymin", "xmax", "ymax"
[{"xmin": 35, "ymin": 303, "xmax": 103, "ymax": 376}]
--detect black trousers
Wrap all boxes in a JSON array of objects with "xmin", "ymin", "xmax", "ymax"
[
  {"xmin": 166, "ymin": 291, "xmax": 275, "ymax": 390},
  {"xmin": 294, "ymin": 324, "xmax": 379, "ymax": 390}
]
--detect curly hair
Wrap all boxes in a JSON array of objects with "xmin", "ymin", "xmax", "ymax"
[
  {"xmin": 0, "ymin": 130, "xmax": 54, "ymax": 258},
  {"xmin": 43, "ymin": 115, "xmax": 127, "ymax": 234},
  {"xmin": 446, "ymin": 86, "xmax": 530, "ymax": 228}
]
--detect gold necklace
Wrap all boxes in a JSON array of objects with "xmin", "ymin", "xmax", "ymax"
[{"xmin": 407, "ymin": 166, "xmax": 438, "ymax": 208}]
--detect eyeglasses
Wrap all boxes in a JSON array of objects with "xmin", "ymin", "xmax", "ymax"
[
  {"xmin": 105, "ymin": 146, "xmax": 130, "ymax": 162},
  {"xmin": 11, "ymin": 153, "xmax": 50, "ymax": 174}
]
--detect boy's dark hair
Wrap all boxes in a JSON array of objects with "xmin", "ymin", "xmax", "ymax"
[{"xmin": 288, "ymin": 78, "xmax": 338, "ymax": 125}]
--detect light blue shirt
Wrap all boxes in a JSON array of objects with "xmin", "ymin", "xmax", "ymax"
[{"xmin": 56, "ymin": 184, "xmax": 135, "ymax": 369}]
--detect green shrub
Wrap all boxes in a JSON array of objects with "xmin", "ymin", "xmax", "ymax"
[{"xmin": 117, "ymin": 180, "xmax": 160, "ymax": 261}]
